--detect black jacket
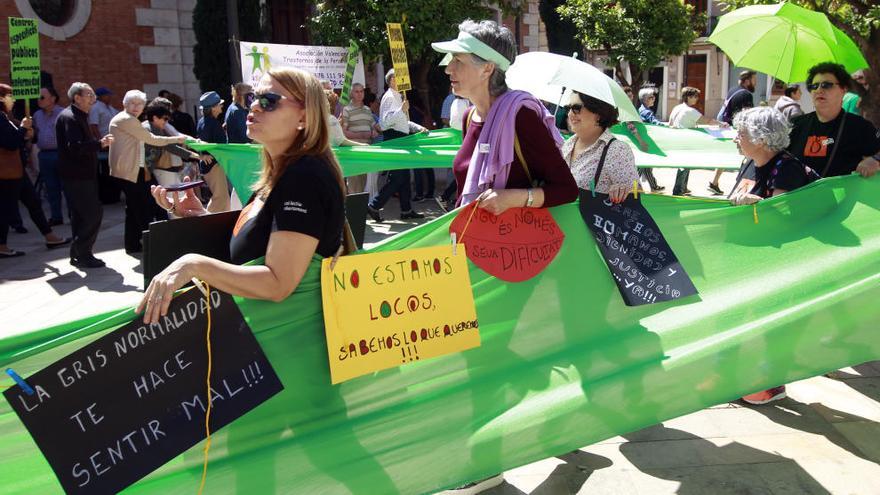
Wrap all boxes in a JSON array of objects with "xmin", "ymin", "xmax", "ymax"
[{"xmin": 56, "ymin": 105, "xmax": 102, "ymax": 180}]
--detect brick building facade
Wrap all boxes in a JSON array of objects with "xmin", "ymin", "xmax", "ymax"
[{"xmin": 1, "ymin": 0, "xmax": 200, "ymax": 112}]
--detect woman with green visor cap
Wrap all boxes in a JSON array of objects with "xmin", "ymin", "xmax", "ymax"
[
  {"xmin": 431, "ymin": 19, "xmax": 577, "ymax": 495},
  {"xmin": 433, "ymin": 19, "xmax": 577, "ymax": 219}
]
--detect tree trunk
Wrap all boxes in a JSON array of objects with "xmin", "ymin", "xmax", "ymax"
[
  {"xmin": 409, "ymin": 57, "xmax": 434, "ymax": 129},
  {"xmin": 858, "ymin": 29, "xmax": 879, "ymax": 129}
]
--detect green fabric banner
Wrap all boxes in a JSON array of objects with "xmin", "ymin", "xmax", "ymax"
[
  {"xmin": 188, "ymin": 125, "xmax": 743, "ymax": 204},
  {"xmin": 1, "ymin": 175, "xmax": 878, "ymax": 494}
]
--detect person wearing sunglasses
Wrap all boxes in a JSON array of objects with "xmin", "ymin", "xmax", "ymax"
[
  {"xmin": 108, "ymin": 90, "xmax": 187, "ymax": 254},
  {"xmin": 225, "ymin": 83, "xmax": 253, "ymax": 144},
  {"xmin": 139, "ymin": 67, "xmax": 356, "ymax": 324},
  {"xmin": 786, "ymin": 62, "xmax": 879, "ymax": 180},
  {"xmin": 561, "ymin": 91, "xmax": 639, "ymax": 203},
  {"xmin": 432, "ymin": 19, "xmax": 577, "ymax": 220},
  {"xmin": 33, "ymin": 86, "xmax": 66, "ymax": 225},
  {"xmin": 142, "ymin": 100, "xmax": 201, "ymax": 188}
]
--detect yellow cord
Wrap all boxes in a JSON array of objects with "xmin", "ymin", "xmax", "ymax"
[
  {"xmin": 197, "ymin": 281, "xmax": 213, "ymax": 495},
  {"xmin": 753, "ymin": 204, "xmax": 759, "ymax": 224}
]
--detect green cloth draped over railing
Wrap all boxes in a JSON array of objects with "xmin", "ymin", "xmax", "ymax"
[
  {"xmin": 187, "ymin": 124, "xmax": 743, "ymax": 204},
  {"xmin": 1, "ymin": 174, "xmax": 878, "ymax": 494}
]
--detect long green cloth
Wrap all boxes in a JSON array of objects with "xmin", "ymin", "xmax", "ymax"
[
  {"xmin": 3, "ymin": 175, "xmax": 878, "ymax": 494},
  {"xmin": 188, "ymin": 124, "xmax": 743, "ymax": 204}
]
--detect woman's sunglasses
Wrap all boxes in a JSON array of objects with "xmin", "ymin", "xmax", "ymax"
[
  {"xmin": 564, "ymin": 103, "xmax": 584, "ymax": 114},
  {"xmin": 807, "ymin": 81, "xmax": 838, "ymax": 92},
  {"xmin": 254, "ymin": 92, "xmax": 299, "ymax": 112}
]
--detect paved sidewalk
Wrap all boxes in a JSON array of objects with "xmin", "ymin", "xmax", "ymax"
[{"xmin": 1, "ymin": 169, "xmax": 878, "ymax": 494}]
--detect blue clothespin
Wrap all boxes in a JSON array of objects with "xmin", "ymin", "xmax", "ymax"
[
  {"xmin": 6, "ymin": 368, "xmax": 34, "ymax": 396},
  {"xmin": 589, "ymin": 179, "xmax": 596, "ymax": 197}
]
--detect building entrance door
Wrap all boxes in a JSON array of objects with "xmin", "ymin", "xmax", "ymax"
[{"xmin": 685, "ymin": 54, "xmax": 707, "ymax": 114}]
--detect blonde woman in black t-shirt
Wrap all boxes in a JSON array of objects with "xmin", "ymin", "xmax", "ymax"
[{"xmin": 138, "ymin": 67, "xmax": 356, "ymax": 324}]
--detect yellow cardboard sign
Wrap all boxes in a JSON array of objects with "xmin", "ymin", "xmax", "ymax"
[
  {"xmin": 385, "ymin": 22, "xmax": 411, "ymax": 92},
  {"xmin": 321, "ymin": 245, "xmax": 479, "ymax": 383}
]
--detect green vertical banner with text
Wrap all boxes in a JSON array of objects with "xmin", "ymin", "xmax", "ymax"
[
  {"xmin": 8, "ymin": 17, "xmax": 40, "ymax": 100},
  {"xmin": 339, "ymin": 40, "xmax": 360, "ymax": 106}
]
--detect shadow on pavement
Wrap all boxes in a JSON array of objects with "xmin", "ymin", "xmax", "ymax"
[
  {"xmin": 46, "ymin": 265, "xmax": 139, "ymax": 295},
  {"xmin": 621, "ymin": 424, "xmax": 830, "ymax": 495},
  {"xmin": 485, "ymin": 451, "xmax": 614, "ymax": 495}
]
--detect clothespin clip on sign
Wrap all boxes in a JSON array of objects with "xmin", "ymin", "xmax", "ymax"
[
  {"xmin": 6, "ymin": 368, "xmax": 34, "ymax": 396},
  {"xmin": 589, "ymin": 179, "xmax": 596, "ymax": 197},
  {"xmin": 633, "ymin": 179, "xmax": 639, "ymax": 200},
  {"xmin": 753, "ymin": 204, "xmax": 759, "ymax": 224},
  {"xmin": 451, "ymin": 232, "xmax": 458, "ymax": 256}
]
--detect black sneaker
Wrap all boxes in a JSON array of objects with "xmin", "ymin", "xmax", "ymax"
[
  {"xmin": 366, "ymin": 205, "xmax": 384, "ymax": 222},
  {"xmin": 71, "ymin": 256, "xmax": 106, "ymax": 269},
  {"xmin": 412, "ymin": 195, "xmax": 426, "ymax": 203},
  {"xmin": 708, "ymin": 182, "xmax": 724, "ymax": 195},
  {"xmin": 651, "ymin": 185, "xmax": 665, "ymax": 192},
  {"xmin": 400, "ymin": 210, "xmax": 425, "ymax": 220}
]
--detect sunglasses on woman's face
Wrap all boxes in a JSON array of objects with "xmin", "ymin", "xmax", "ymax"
[
  {"xmin": 564, "ymin": 103, "xmax": 584, "ymax": 114},
  {"xmin": 807, "ymin": 81, "xmax": 838, "ymax": 92},
  {"xmin": 254, "ymin": 92, "xmax": 297, "ymax": 112}
]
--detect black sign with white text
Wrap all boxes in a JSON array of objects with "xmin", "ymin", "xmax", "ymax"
[
  {"xmin": 3, "ymin": 288, "xmax": 283, "ymax": 495},
  {"xmin": 579, "ymin": 190, "xmax": 698, "ymax": 306}
]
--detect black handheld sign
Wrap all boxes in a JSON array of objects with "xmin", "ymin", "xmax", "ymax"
[
  {"xmin": 3, "ymin": 288, "xmax": 283, "ymax": 494},
  {"xmin": 578, "ymin": 190, "xmax": 698, "ymax": 306}
]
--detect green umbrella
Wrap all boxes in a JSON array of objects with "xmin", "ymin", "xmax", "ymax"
[{"xmin": 708, "ymin": 2, "xmax": 868, "ymax": 83}]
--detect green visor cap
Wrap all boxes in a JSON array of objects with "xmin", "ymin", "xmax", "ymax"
[{"xmin": 431, "ymin": 31, "xmax": 511, "ymax": 71}]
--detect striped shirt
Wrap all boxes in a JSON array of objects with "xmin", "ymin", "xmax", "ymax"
[{"xmin": 342, "ymin": 104, "xmax": 375, "ymax": 134}]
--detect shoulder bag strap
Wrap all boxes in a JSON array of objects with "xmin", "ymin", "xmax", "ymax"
[
  {"xmin": 591, "ymin": 137, "xmax": 617, "ymax": 186},
  {"xmin": 820, "ymin": 112, "xmax": 847, "ymax": 177},
  {"xmin": 512, "ymin": 133, "xmax": 533, "ymax": 184}
]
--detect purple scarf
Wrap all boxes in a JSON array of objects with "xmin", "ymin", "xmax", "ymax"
[{"xmin": 459, "ymin": 90, "xmax": 563, "ymax": 205}]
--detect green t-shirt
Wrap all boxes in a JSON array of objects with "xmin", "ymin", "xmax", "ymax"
[{"xmin": 842, "ymin": 92, "xmax": 860, "ymax": 116}]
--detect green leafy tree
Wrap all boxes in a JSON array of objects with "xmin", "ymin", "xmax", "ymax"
[
  {"xmin": 310, "ymin": 0, "xmax": 522, "ymax": 121},
  {"xmin": 721, "ymin": 0, "xmax": 879, "ymax": 126},
  {"xmin": 193, "ymin": 0, "xmax": 265, "ymax": 102},
  {"xmin": 558, "ymin": 0, "xmax": 702, "ymax": 92}
]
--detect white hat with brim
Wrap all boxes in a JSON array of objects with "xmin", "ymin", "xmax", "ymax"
[{"xmin": 431, "ymin": 32, "xmax": 511, "ymax": 71}]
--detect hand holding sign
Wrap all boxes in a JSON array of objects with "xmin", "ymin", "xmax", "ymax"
[
  {"xmin": 449, "ymin": 203, "xmax": 565, "ymax": 282},
  {"xmin": 3, "ymin": 289, "xmax": 282, "ymax": 494}
]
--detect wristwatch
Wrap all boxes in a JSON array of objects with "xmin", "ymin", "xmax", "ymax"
[{"xmin": 525, "ymin": 188, "xmax": 534, "ymax": 208}]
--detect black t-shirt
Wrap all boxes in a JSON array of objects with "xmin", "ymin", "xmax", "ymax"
[
  {"xmin": 229, "ymin": 155, "xmax": 344, "ymax": 265},
  {"xmin": 749, "ymin": 151, "xmax": 812, "ymax": 198},
  {"xmin": 722, "ymin": 87, "xmax": 754, "ymax": 124},
  {"xmin": 787, "ymin": 111, "xmax": 880, "ymax": 177}
]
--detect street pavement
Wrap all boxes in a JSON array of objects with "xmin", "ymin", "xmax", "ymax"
[{"xmin": 1, "ymin": 168, "xmax": 878, "ymax": 494}]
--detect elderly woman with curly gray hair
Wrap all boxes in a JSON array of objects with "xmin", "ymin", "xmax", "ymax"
[
  {"xmin": 729, "ymin": 107, "xmax": 818, "ymax": 210},
  {"xmin": 730, "ymin": 106, "xmax": 819, "ymax": 405}
]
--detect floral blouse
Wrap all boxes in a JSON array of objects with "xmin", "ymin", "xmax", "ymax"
[{"xmin": 561, "ymin": 130, "xmax": 638, "ymax": 192}]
